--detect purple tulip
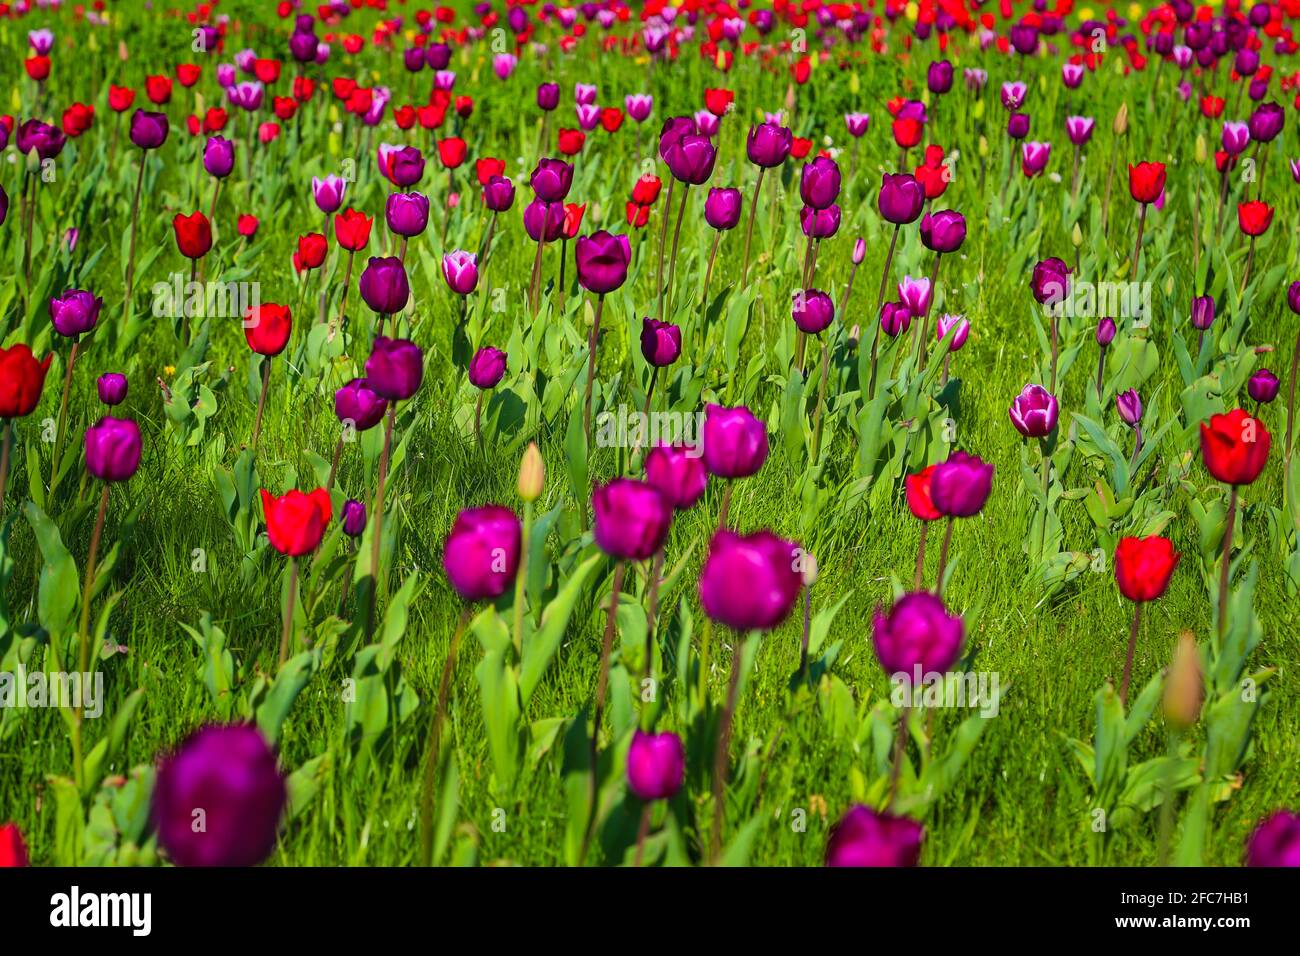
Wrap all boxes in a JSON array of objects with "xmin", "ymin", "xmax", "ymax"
[
  {"xmin": 897, "ymin": 275, "xmax": 932, "ymax": 317},
  {"xmin": 385, "ymin": 191, "xmax": 430, "ymax": 237},
  {"xmin": 1116, "ymin": 388, "xmax": 1143, "ymax": 426},
  {"xmin": 574, "ymin": 231, "xmax": 631, "ymax": 294},
  {"xmin": 1221, "ymin": 121, "xmax": 1250, "ymax": 156},
  {"xmin": 530, "ymin": 158, "xmax": 573, "ymax": 202},
  {"xmin": 312, "ymin": 175, "xmax": 346, "ymax": 215},
  {"xmin": 128, "ymin": 110, "xmax": 169, "ymax": 150},
  {"xmin": 1000, "ymin": 80, "xmax": 1027, "ymax": 111},
  {"xmin": 664, "ymin": 133, "xmax": 717, "ymax": 185},
  {"xmin": 1245, "ymin": 810, "xmax": 1300, "ymax": 866},
  {"xmin": 97, "ymin": 373, "xmax": 128, "ymax": 407},
  {"xmin": 342, "ymin": 499, "xmax": 367, "ymax": 537},
  {"xmin": 935, "ymin": 313, "xmax": 969, "ymax": 351},
  {"xmin": 792, "ymin": 289, "xmax": 835, "ymax": 334},
  {"xmin": 1097, "ymin": 317, "xmax": 1117, "ymax": 346},
  {"xmin": 878, "ymin": 173, "xmax": 926, "ymax": 225},
  {"xmin": 644, "ymin": 444, "xmax": 708, "ymax": 510},
  {"xmin": 483, "ymin": 175, "xmax": 516, "ymax": 212},
  {"xmin": 592, "ymin": 478, "xmax": 673, "ymax": 561},
  {"xmin": 844, "ymin": 112, "xmax": 870, "ymax": 137},
  {"xmin": 799, "ymin": 204, "xmax": 841, "ymax": 239},
  {"xmin": 799, "ymin": 157, "xmax": 841, "ymax": 210},
  {"xmin": 378, "ymin": 143, "xmax": 425, "ymax": 187},
  {"xmin": 536, "ymin": 82, "xmax": 560, "ymax": 111},
  {"xmin": 334, "ymin": 378, "xmax": 388, "ymax": 431},
  {"xmin": 930, "ymin": 451, "xmax": 994, "ymax": 517},
  {"xmin": 1191, "ymin": 294, "xmax": 1216, "ymax": 330},
  {"xmin": 1062, "ymin": 62, "xmax": 1085, "ymax": 89},
  {"xmin": 853, "ymin": 238, "xmax": 866, "ymax": 264},
  {"xmin": 640, "ymin": 317, "xmax": 682, "ymax": 367},
  {"xmin": 441, "ymin": 250, "xmax": 479, "ymax": 295},
  {"xmin": 443, "ymin": 505, "xmax": 521, "ymax": 602},
  {"xmin": 704, "ymin": 187, "xmax": 743, "ymax": 230},
  {"xmin": 85, "ymin": 417, "xmax": 142, "ymax": 482},
  {"xmin": 873, "ymin": 591, "xmax": 965, "ymax": 677},
  {"xmin": 290, "ymin": 31, "xmax": 320, "ymax": 63},
  {"xmin": 699, "ymin": 530, "xmax": 802, "ymax": 631},
  {"xmin": 919, "ymin": 210, "xmax": 966, "ymax": 253},
  {"xmin": 880, "ymin": 301, "xmax": 912, "ymax": 337},
  {"xmin": 203, "ymin": 136, "xmax": 235, "ymax": 178},
  {"xmin": 825, "ymin": 805, "xmax": 923, "ymax": 867},
  {"xmin": 523, "ymin": 199, "xmax": 565, "ymax": 242},
  {"xmin": 1009, "ymin": 384, "xmax": 1060, "ymax": 438},
  {"xmin": 626, "ymin": 730, "xmax": 685, "ymax": 801},
  {"xmin": 1248, "ymin": 369, "xmax": 1280, "ymax": 403},
  {"xmin": 0, "ymin": 184, "xmax": 7, "ymax": 228},
  {"xmin": 1030, "ymin": 258, "xmax": 1071, "ymax": 306},
  {"xmin": 1249, "ymin": 102, "xmax": 1284, "ymax": 143},
  {"xmin": 151, "ymin": 725, "xmax": 286, "ymax": 867},
  {"xmin": 358, "ymin": 257, "xmax": 410, "ymax": 315},
  {"xmin": 625, "ymin": 93, "xmax": 653, "ymax": 123},
  {"xmin": 469, "ymin": 346, "xmax": 507, "ymax": 389},
  {"xmin": 365, "ymin": 337, "xmax": 424, "ymax": 401},
  {"xmin": 927, "ymin": 60, "xmax": 954, "ymax": 94},
  {"xmin": 574, "ymin": 82, "xmax": 597, "ymax": 106},
  {"xmin": 426, "ymin": 43, "xmax": 452, "ymax": 70},
  {"xmin": 49, "ymin": 290, "xmax": 102, "ymax": 337},
  {"xmin": 1065, "ymin": 116, "xmax": 1095, "ymax": 145},
  {"xmin": 746, "ymin": 122, "xmax": 793, "ymax": 167},
  {"xmin": 702, "ymin": 404, "xmax": 768, "ymax": 479},
  {"xmin": 16, "ymin": 119, "xmax": 66, "ymax": 160}
]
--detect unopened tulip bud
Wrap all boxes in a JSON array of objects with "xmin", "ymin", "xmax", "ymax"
[
  {"xmin": 1163, "ymin": 631, "xmax": 1202, "ymax": 729},
  {"xmin": 1113, "ymin": 102, "xmax": 1128, "ymax": 137},
  {"xmin": 1195, "ymin": 134, "xmax": 1207, "ymax": 164},
  {"xmin": 801, "ymin": 552, "xmax": 818, "ymax": 586},
  {"xmin": 849, "ymin": 324, "xmax": 860, "ymax": 346},
  {"xmin": 852, "ymin": 237, "xmax": 866, "ymax": 264},
  {"xmin": 518, "ymin": 442, "xmax": 544, "ymax": 502},
  {"xmin": 1071, "ymin": 222, "xmax": 1083, "ymax": 248},
  {"xmin": 978, "ymin": 135, "xmax": 989, "ymax": 158}
]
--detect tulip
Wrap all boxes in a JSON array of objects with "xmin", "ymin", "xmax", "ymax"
[
  {"xmin": 825, "ymin": 806, "xmax": 923, "ymax": 867},
  {"xmin": 800, "ymin": 157, "xmax": 841, "ymax": 210},
  {"xmin": 312, "ymin": 174, "xmax": 346, "ymax": 216},
  {"xmin": 0, "ymin": 343, "xmax": 51, "ymax": 514},
  {"xmin": 341, "ymin": 499, "xmax": 367, "ymax": 537},
  {"xmin": 905, "ymin": 464, "xmax": 942, "ymax": 588},
  {"xmin": 1010, "ymin": 384, "xmax": 1059, "ymax": 439},
  {"xmin": 704, "ymin": 187, "xmax": 742, "ymax": 231},
  {"xmin": 383, "ymin": 193, "xmax": 429, "ymax": 241},
  {"xmin": 293, "ymin": 233, "xmax": 327, "ymax": 272},
  {"xmin": 203, "ymin": 135, "xmax": 234, "ymax": 179},
  {"xmin": 645, "ymin": 444, "xmax": 708, "ymax": 511},
  {"xmin": 152, "ymin": 725, "xmax": 286, "ymax": 867},
  {"xmin": 593, "ymin": 479, "xmax": 673, "ymax": 563},
  {"xmin": 1248, "ymin": 369, "xmax": 1279, "ymax": 406},
  {"xmin": 365, "ymin": 337, "xmax": 423, "ymax": 403},
  {"xmin": 530, "ymin": 158, "xmax": 573, "ymax": 202},
  {"xmin": 919, "ymin": 210, "xmax": 965, "ymax": 254},
  {"xmin": 1245, "ymin": 811, "xmax": 1300, "ymax": 867},
  {"xmin": 482, "ymin": 175, "xmax": 515, "ymax": 213},
  {"xmin": 334, "ymin": 378, "xmax": 388, "ymax": 434},
  {"xmin": 442, "ymin": 505, "xmax": 521, "ymax": 602},
  {"xmin": 799, "ymin": 205, "xmax": 840, "ymax": 239},
  {"xmin": 1030, "ymin": 257, "xmax": 1071, "ymax": 306},
  {"xmin": 640, "ymin": 317, "xmax": 682, "ymax": 370},
  {"xmin": 739, "ymin": 122, "xmax": 793, "ymax": 284},
  {"xmin": 359, "ymin": 256, "xmax": 410, "ymax": 324},
  {"xmin": 122, "ymin": 113, "xmax": 169, "ymax": 317},
  {"xmin": 574, "ymin": 232, "xmax": 632, "ymax": 438},
  {"xmin": 468, "ymin": 345, "xmax": 506, "ymax": 447},
  {"xmin": 536, "ymin": 83, "xmax": 560, "ymax": 111},
  {"xmin": 702, "ymin": 404, "xmax": 769, "ymax": 527},
  {"xmin": 1021, "ymin": 141, "xmax": 1050, "ymax": 178},
  {"xmin": 97, "ymin": 373, "xmax": 128, "ymax": 407},
  {"xmin": 880, "ymin": 301, "xmax": 912, "ymax": 337},
  {"xmin": 627, "ymin": 730, "xmax": 685, "ymax": 802},
  {"xmin": 1114, "ymin": 536, "xmax": 1180, "ymax": 704},
  {"xmin": 441, "ymin": 250, "xmax": 479, "ymax": 296},
  {"xmin": 85, "ymin": 417, "xmax": 141, "ymax": 484},
  {"xmin": 699, "ymin": 528, "xmax": 802, "ymax": 856},
  {"xmin": 0, "ymin": 823, "xmax": 29, "ymax": 867},
  {"xmin": 1007, "ymin": 113, "xmax": 1030, "ymax": 140},
  {"xmin": 873, "ymin": 591, "xmax": 965, "ymax": 678}
]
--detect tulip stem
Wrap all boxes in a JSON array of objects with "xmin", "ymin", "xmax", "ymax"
[
  {"xmin": 581, "ymin": 560, "xmax": 625, "ymax": 866},
  {"xmin": 913, "ymin": 522, "xmax": 929, "ymax": 590},
  {"xmin": 419, "ymin": 603, "xmax": 471, "ymax": 866},
  {"xmin": 278, "ymin": 557, "xmax": 299, "ymax": 669},
  {"xmin": 1285, "ymin": 328, "xmax": 1300, "ymax": 519},
  {"xmin": 1218, "ymin": 485, "xmax": 1238, "ymax": 644},
  {"xmin": 798, "ymin": 581, "xmax": 812, "ymax": 677},
  {"xmin": 710, "ymin": 630, "xmax": 745, "ymax": 864},
  {"xmin": 632, "ymin": 803, "xmax": 652, "ymax": 867},
  {"xmin": 654, "ymin": 178, "xmax": 675, "ymax": 316},
  {"xmin": 474, "ymin": 391, "xmax": 484, "ymax": 451},
  {"xmin": 582, "ymin": 293, "xmax": 606, "ymax": 441},
  {"xmin": 1119, "ymin": 601, "xmax": 1142, "ymax": 708},
  {"xmin": 717, "ymin": 482, "xmax": 733, "ymax": 532},
  {"xmin": 740, "ymin": 167, "xmax": 764, "ymax": 288},
  {"xmin": 1130, "ymin": 203, "xmax": 1147, "ymax": 279},
  {"xmin": 1096, "ymin": 343, "xmax": 1107, "ymax": 402},
  {"xmin": 334, "ymin": 250, "xmax": 355, "ymax": 338},
  {"xmin": 1240, "ymin": 235, "xmax": 1256, "ymax": 297},
  {"xmin": 513, "ymin": 501, "xmax": 532, "ymax": 658},
  {"xmin": 250, "ymin": 357, "xmax": 271, "ymax": 454},
  {"xmin": 1038, "ymin": 437, "xmax": 1052, "ymax": 562},
  {"xmin": 810, "ymin": 336, "xmax": 831, "ymax": 464},
  {"xmin": 935, "ymin": 516, "xmax": 955, "ymax": 595},
  {"xmin": 366, "ymin": 404, "xmax": 396, "ymax": 637},
  {"xmin": 0, "ymin": 421, "xmax": 11, "ymax": 516},
  {"xmin": 528, "ymin": 237, "xmax": 546, "ymax": 316},
  {"xmin": 888, "ymin": 704, "xmax": 911, "ymax": 810},
  {"xmin": 22, "ymin": 172, "xmax": 35, "ymax": 293},
  {"xmin": 48, "ymin": 339, "xmax": 79, "ymax": 497},
  {"xmin": 663, "ymin": 186, "xmax": 690, "ymax": 319},
  {"xmin": 700, "ymin": 231, "xmax": 721, "ymax": 332},
  {"xmin": 868, "ymin": 224, "xmax": 902, "ymax": 401},
  {"xmin": 124, "ymin": 152, "xmax": 147, "ymax": 318},
  {"xmin": 645, "ymin": 548, "xmax": 664, "ymax": 684},
  {"xmin": 325, "ymin": 436, "xmax": 344, "ymax": 492},
  {"xmin": 910, "ymin": 252, "xmax": 942, "ymax": 372}
]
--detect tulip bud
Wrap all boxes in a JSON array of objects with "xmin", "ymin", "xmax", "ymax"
[
  {"xmin": 852, "ymin": 237, "xmax": 866, "ymax": 264},
  {"xmin": 848, "ymin": 324, "xmax": 860, "ymax": 346},
  {"xmin": 977, "ymin": 135, "xmax": 989, "ymax": 158},
  {"xmin": 1070, "ymin": 222, "xmax": 1083, "ymax": 248},
  {"xmin": 1113, "ymin": 102, "xmax": 1128, "ymax": 137},
  {"xmin": 1194, "ymin": 134, "xmax": 1207, "ymax": 164},
  {"xmin": 1162, "ymin": 631, "xmax": 1202, "ymax": 729},
  {"xmin": 518, "ymin": 442, "xmax": 544, "ymax": 502},
  {"xmin": 801, "ymin": 552, "xmax": 818, "ymax": 586}
]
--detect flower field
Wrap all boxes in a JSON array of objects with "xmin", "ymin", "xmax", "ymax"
[{"xmin": 0, "ymin": 0, "xmax": 1299, "ymax": 869}]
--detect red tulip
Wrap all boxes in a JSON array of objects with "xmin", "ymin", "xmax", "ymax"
[
  {"xmin": 204, "ymin": 107, "xmax": 228, "ymax": 132},
  {"xmin": 892, "ymin": 117, "xmax": 923, "ymax": 149},
  {"xmin": 1200, "ymin": 409, "xmax": 1271, "ymax": 485},
  {"xmin": 254, "ymin": 58, "xmax": 281, "ymax": 84},
  {"xmin": 334, "ymin": 208, "xmax": 373, "ymax": 251},
  {"xmin": 631, "ymin": 174, "xmax": 662, "ymax": 205},
  {"xmin": 238, "ymin": 214, "xmax": 260, "ymax": 238},
  {"xmin": 293, "ymin": 233, "xmax": 328, "ymax": 272},
  {"xmin": 260, "ymin": 488, "xmax": 332, "ymax": 556},
  {"xmin": 562, "ymin": 202, "xmax": 587, "ymax": 240},
  {"xmin": 172, "ymin": 211, "xmax": 212, "ymax": 259},
  {"xmin": 791, "ymin": 137, "xmax": 813, "ymax": 159},
  {"xmin": 1237, "ymin": 200, "xmax": 1274, "ymax": 236},
  {"xmin": 905, "ymin": 465, "xmax": 942, "ymax": 521},
  {"xmin": 437, "ymin": 136, "xmax": 467, "ymax": 168},
  {"xmin": 475, "ymin": 156, "xmax": 505, "ymax": 186},
  {"xmin": 61, "ymin": 103, "xmax": 95, "ymax": 137},
  {"xmin": 626, "ymin": 201, "xmax": 650, "ymax": 227},
  {"xmin": 1128, "ymin": 161, "xmax": 1166, "ymax": 204},
  {"xmin": 272, "ymin": 96, "xmax": 297, "ymax": 120},
  {"xmin": 176, "ymin": 63, "xmax": 201, "ymax": 87},
  {"xmin": 600, "ymin": 107, "xmax": 624, "ymax": 132},
  {"xmin": 1200, "ymin": 95, "xmax": 1225, "ymax": 118},
  {"xmin": 1114, "ymin": 536, "xmax": 1179, "ymax": 602},
  {"xmin": 394, "ymin": 104, "xmax": 417, "ymax": 129},
  {"xmin": 0, "ymin": 344, "xmax": 53, "ymax": 419},
  {"xmin": 293, "ymin": 77, "xmax": 315, "ymax": 103},
  {"xmin": 0, "ymin": 823, "xmax": 29, "ymax": 867},
  {"xmin": 25, "ymin": 56, "xmax": 50, "ymax": 82},
  {"xmin": 108, "ymin": 85, "xmax": 136, "ymax": 112},
  {"xmin": 704, "ymin": 88, "xmax": 735, "ymax": 116},
  {"xmin": 145, "ymin": 74, "xmax": 173, "ymax": 104},
  {"xmin": 557, "ymin": 128, "xmax": 585, "ymax": 154},
  {"xmin": 244, "ymin": 304, "xmax": 293, "ymax": 356}
]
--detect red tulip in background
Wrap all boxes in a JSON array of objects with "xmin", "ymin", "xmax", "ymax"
[
  {"xmin": 905, "ymin": 465, "xmax": 942, "ymax": 522},
  {"xmin": 172, "ymin": 211, "xmax": 212, "ymax": 260},
  {"xmin": 244, "ymin": 304, "xmax": 293, "ymax": 356},
  {"xmin": 108, "ymin": 85, "xmax": 135, "ymax": 112},
  {"xmin": 61, "ymin": 103, "xmax": 94, "ymax": 137},
  {"xmin": 558, "ymin": 128, "xmax": 585, "ymax": 154},
  {"xmin": 145, "ymin": 74, "xmax": 173, "ymax": 104},
  {"xmin": 260, "ymin": 488, "xmax": 331, "ymax": 556},
  {"xmin": 600, "ymin": 107, "xmax": 623, "ymax": 132},
  {"xmin": 25, "ymin": 56, "xmax": 50, "ymax": 82},
  {"xmin": 176, "ymin": 63, "xmax": 201, "ymax": 87},
  {"xmin": 293, "ymin": 233, "xmax": 327, "ymax": 272},
  {"xmin": 1114, "ymin": 536, "xmax": 1180, "ymax": 603},
  {"xmin": 1128, "ymin": 161, "xmax": 1165, "ymax": 204},
  {"xmin": 0, "ymin": 823, "xmax": 29, "ymax": 867},
  {"xmin": 437, "ymin": 136, "xmax": 467, "ymax": 168},
  {"xmin": 704, "ymin": 87, "xmax": 734, "ymax": 116},
  {"xmin": 334, "ymin": 208, "xmax": 373, "ymax": 251},
  {"xmin": 1200, "ymin": 409, "xmax": 1270, "ymax": 485},
  {"xmin": 476, "ymin": 156, "xmax": 505, "ymax": 186},
  {"xmin": 1237, "ymin": 200, "xmax": 1274, "ymax": 236},
  {"xmin": 238, "ymin": 215, "xmax": 259, "ymax": 238}
]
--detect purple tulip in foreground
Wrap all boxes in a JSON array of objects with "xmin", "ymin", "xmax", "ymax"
[
  {"xmin": 1245, "ymin": 810, "xmax": 1300, "ymax": 866},
  {"xmin": 1009, "ymin": 384, "xmax": 1060, "ymax": 438},
  {"xmin": 442, "ymin": 505, "xmax": 522, "ymax": 602},
  {"xmin": 627, "ymin": 730, "xmax": 685, "ymax": 802},
  {"xmin": 644, "ymin": 444, "xmax": 708, "ymax": 510},
  {"xmin": 152, "ymin": 725, "xmax": 286, "ymax": 867},
  {"xmin": 825, "ymin": 806, "xmax": 924, "ymax": 867}
]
